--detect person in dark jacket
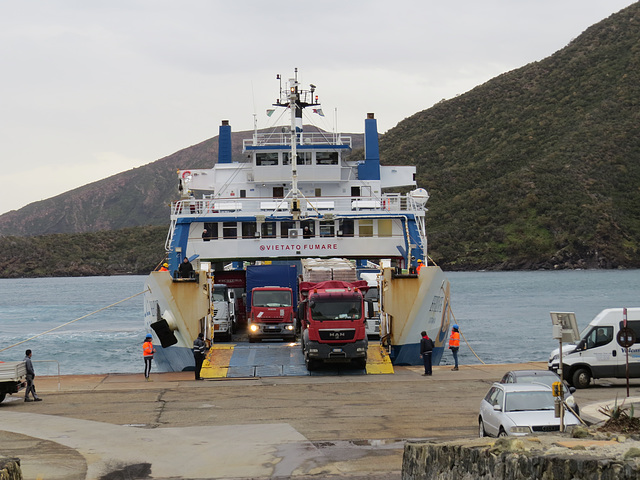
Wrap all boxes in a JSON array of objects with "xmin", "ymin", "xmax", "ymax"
[
  {"xmin": 192, "ymin": 333, "xmax": 207, "ymax": 380},
  {"xmin": 419, "ymin": 331, "xmax": 434, "ymax": 376},
  {"xmin": 179, "ymin": 257, "xmax": 194, "ymax": 278},
  {"xmin": 24, "ymin": 349, "xmax": 42, "ymax": 402}
]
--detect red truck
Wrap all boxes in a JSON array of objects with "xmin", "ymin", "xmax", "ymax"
[
  {"xmin": 246, "ymin": 265, "xmax": 298, "ymax": 342},
  {"xmin": 248, "ymin": 286, "xmax": 296, "ymax": 342},
  {"xmin": 298, "ymin": 280, "xmax": 369, "ymax": 371}
]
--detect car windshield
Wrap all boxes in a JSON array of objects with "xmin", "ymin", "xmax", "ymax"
[
  {"xmin": 253, "ymin": 290, "xmax": 291, "ymax": 307},
  {"xmin": 504, "ymin": 391, "xmax": 554, "ymax": 412},
  {"xmin": 516, "ymin": 375, "xmax": 556, "ymax": 388}
]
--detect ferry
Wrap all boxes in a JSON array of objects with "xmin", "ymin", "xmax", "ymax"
[{"xmin": 144, "ymin": 70, "xmax": 451, "ymax": 373}]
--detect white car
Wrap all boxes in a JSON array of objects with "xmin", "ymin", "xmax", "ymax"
[{"xmin": 478, "ymin": 383, "xmax": 580, "ymax": 437}]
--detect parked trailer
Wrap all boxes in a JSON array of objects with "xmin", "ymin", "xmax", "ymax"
[{"xmin": 0, "ymin": 361, "xmax": 27, "ymax": 403}]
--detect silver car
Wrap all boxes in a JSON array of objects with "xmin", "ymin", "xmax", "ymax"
[
  {"xmin": 478, "ymin": 383, "xmax": 580, "ymax": 437},
  {"xmin": 499, "ymin": 369, "xmax": 579, "ymax": 415}
]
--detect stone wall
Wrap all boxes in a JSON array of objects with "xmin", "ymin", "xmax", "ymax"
[
  {"xmin": 403, "ymin": 436, "xmax": 640, "ymax": 480},
  {"xmin": 0, "ymin": 457, "xmax": 21, "ymax": 480}
]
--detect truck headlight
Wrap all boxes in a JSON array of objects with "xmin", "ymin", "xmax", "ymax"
[
  {"xmin": 285, "ymin": 325, "xmax": 294, "ymax": 331},
  {"xmin": 309, "ymin": 348, "xmax": 319, "ymax": 353},
  {"xmin": 250, "ymin": 324, "xmax": 259, "ymax": 332},
  {"xmin": 509, "ymin": 426, "xmax": 532, "ymax": 434},
  {"xmin": 356, "ymin": 347, "xmax": 366, "ymax": 352}
]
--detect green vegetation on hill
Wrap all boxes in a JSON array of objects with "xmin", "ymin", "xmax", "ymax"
[
  {"xmin": 380, "ymin": 3, "xmax": 640, "ymax": 270},
  {"xmin": 0, "ymin": 226, "xmax": 167, "ymax": 277}
]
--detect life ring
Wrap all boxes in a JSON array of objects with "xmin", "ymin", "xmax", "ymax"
[{"xmin": 181, "ymin": 170, "xmax": 192, "ymax": 179}]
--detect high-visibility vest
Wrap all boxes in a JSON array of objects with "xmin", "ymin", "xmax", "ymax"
[
  {"xmin": 449, "ymin": 331, "xmax": 460, "ymax": 348},
  {"xmin": 143, "ymin": 341, "xmax": 155, "ymax": 357}
]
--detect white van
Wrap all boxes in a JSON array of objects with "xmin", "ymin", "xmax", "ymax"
[{"xmin": 548, "ymin": 308, "xmax": 640, "ymax": 388}]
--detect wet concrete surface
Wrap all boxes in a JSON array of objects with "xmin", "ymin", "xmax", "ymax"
[{"xmin": 1, "ymin": 362, "xmax": 638, "ymax": 479}]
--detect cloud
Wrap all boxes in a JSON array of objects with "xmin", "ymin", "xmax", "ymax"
[{"xmin": 0, "ymin": 0, "xmax": 636, "ymax": 214}]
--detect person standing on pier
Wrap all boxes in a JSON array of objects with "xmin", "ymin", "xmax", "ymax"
[
  {"xmin": 142, "ymin": 334, "xmax": 156, "ymax": 381},
  {"xmin": 193, "ymin": 332, "xmax": 206, "ymax": 380},
  {"xmin": 419, "ymin": 331, "xmax": 434, "ymax": 376},
  {"xmin": 23, "ymin": 349, "xmax": 42, "ymax": 402},
  {"xmin": 449, "ymin": 324, "xmax": 460, "ymax": 371}
]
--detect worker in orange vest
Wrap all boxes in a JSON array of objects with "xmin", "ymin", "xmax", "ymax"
[
  {"xmin": 416, "ymin": 259, "xmax": 423, "ymax": 274},
  {"xmin": 159, "ymin": 263, "xmax": 169, "ymax": 272},
  {"xmin": 449, "ymin": 324, "xmax": 460, "ymax": 371},
  {"xmin": 142, "ymin": 334, "xmax": 156, "ymax": 381}
]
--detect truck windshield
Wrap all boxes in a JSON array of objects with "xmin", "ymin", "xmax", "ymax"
[
  {"xmin": 311, "ymin": 299, "xmax": 361, "ymax": 321},
  {"xmin": 212, "ymin": 287, "xmax": 227, "ymax": 302},
  {"xmin": 253, "ymin": 290, "xmax": 291, "ymax": 308}
]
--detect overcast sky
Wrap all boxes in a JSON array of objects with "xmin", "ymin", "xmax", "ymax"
[{"xmin": 0, "ymin": 1, "xmax": 636, "ymax": 215}]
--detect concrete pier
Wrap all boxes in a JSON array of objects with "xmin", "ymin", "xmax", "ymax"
[{"xmin": 0, "ymin": 362, "xmax": 637, "ymax": 479}]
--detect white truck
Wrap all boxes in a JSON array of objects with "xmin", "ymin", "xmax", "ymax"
[
  {"xmin": 0, "ymin": 361, "xmax": 27, "ymax": 403},
  {"xmin": 359, "ymin": 272, "xmax": 381, "ymax": 339},
  {"xmin": 211, "ymin": 283, "xmax": 236, "ymax": 341}
]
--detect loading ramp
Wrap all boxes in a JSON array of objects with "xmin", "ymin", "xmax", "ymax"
[{"xmin": 200, "ymin": 342, "xmax": 393, "ymax": 379}]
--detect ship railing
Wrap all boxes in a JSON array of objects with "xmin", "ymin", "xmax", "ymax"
[
  {"xmin": 170, "ymin": 193, "xmax": 425, "ymax": 217},
  {"xmin": 243, "ymin": 132, "xmax": 352, "ymax": 149}
]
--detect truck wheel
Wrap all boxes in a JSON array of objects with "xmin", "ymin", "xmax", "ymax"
[
  {"xmin": 305, "ymin": 355, "xmax": 318, "ymax": 371},
  {"xmin": 354, "ymin": 358, "xmax": 367, "ymax": 370},
  {"xmin": 0, "ymin": 392, "xmax": 5, "ymax": 403},
  {"xmin": 572, "ymin": 368, "xmax": 591, "ymax": 389}
]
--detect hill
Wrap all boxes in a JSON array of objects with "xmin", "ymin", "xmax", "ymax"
[
  {"xmin": 1, "ymin": 3, "xmax": 639, "ymax": 274},
  {"xmin": 380, "ymin": 2, "xmax": 640, "ymax": 270}
]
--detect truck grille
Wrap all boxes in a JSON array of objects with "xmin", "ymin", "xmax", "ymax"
[{"xmin": 318, "ymin": 329, "xmax": 356, "ymax": 341}]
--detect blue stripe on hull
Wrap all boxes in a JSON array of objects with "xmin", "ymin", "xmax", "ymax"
[
  {"xmin": 391, "ymin": 343, "xmax": 444, "ymax": 366},
  {"xmin": 152, "ymin": 345, "xmax": 195, "ymax": 372}
]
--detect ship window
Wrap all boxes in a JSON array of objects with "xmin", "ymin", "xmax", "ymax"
[
  {"xmin": 204, "ymin": 222, "xmax": 218, "ymax": 240},
  {"xmin": 223, "ymin": 222, "xmax": 237, "ymax": 239},
  {"xmin": 242, "ymin": 222, "xmax": 257, "ymax": 239},
  {"xmin": 316, "ymin": 152, "xmax": 338, "ymax": 165},
  {"xmin": 315, "ymin": 188, "xmax": 322, "ymax": 197},
  {"xmin": 273, "ymin": 187, "xmax": 284, "ymax": 198},
  {"xmin": 261, "ymin": 222, "xmax": 277, "ymax": 238},
  {"xmin": 283, "ymin": 152, "xmax": 291, "ymax": 165},
  {"xmin": 378, "ymin": 219, "xmax": 392, "ymax": 237},
  {"xmin": 240, "ymin": 190, "xmax": 246, "ymax": 198},
  {"xmin": 339, "ymin": 219, "xmax": 354, "ymax": 237},
  {"xmin": 358, "ymin": 219, "xmax": 374, "ymax": 237},
  {"xmin": 351, "ymin": 186, "xmax": 361, "ymax": 197},
  {"xmin": 319, "ymin": 220, "xmax": 335, "ymax": 237},
  {"xmin": 280, "ymin": 221, "xmax": 295, "ymax": 238},
  {"xmin": 296, "ymin": 152, "xmax": 312, "ymax": 165},
  {"xmin": 301, "ymin": 220, "xmax": 315, "ymax": 238},
  {"xmin": 256, "ymin": 153, "xmax": 278, "ymax": 166}
]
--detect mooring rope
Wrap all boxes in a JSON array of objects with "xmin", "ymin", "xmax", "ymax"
[
  {"xmin": 429, "ymin": 255, "xmax": 487, "ymax": 366},
  {"xmin": 448, "ymin": 304, "xmax": 486, "ymax": 364},
  {"xmin": 0, "ymin": 289, "xmax": 149, "ymax": 353}
]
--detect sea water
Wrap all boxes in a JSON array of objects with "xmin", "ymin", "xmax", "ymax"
[{"xmin": 0, "ymin": 271, "xmax": 638, "ymax": 375}]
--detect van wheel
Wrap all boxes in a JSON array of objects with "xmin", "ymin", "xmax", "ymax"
[
  {"xmin": 0, "ymin": 392, "xmax": 6, "ymax": 403},
  {"xmin": 572, "ymin": 368, "xmax": 591, "ymax": 389},
  {"xmin": 498, "ymin": 427, "xmax": 508, "ymax": 437}
]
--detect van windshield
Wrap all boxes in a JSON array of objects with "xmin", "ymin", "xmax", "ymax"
[{"xmin": 582, "ymin": 326, "xmax": 614, "ymax": 349}]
